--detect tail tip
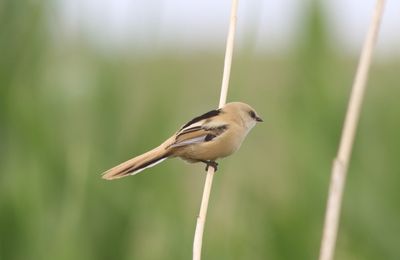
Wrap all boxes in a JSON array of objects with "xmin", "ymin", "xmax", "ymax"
[{"xmin": 101, "ymin": 171, "xmax": 120, "ymax": 181}]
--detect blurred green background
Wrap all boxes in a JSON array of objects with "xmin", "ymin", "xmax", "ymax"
[{"xmin": 1, "ymin": 1, "xmax": 400, "ymax": 260}]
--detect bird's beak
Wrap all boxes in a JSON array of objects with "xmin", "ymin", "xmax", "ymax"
[{"xmin": 255, "ymin": 116, "xmax": 263, "ymax": 122}]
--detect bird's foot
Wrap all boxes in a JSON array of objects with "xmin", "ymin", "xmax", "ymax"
[{"xmin": 203, "ymin": 161, "xmax": 218, "ymax": 172}]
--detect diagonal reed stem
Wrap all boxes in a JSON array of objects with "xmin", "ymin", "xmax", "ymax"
[
  {"xmin": 192, "ymin": 1, "xmax": 238, "ymax": 259},
  {"xmin": 319, "ymin": 1, "xmax": 385, "ymax": 260}
]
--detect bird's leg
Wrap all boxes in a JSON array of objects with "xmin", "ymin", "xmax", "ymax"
[{"xmin": 201, "ymin": 160, "xmax": 218, "ymax": 172}]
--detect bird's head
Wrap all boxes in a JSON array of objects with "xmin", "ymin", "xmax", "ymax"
[{"xmin": 222, "ymin": 102, "xmax": 263, "ymax": 130}]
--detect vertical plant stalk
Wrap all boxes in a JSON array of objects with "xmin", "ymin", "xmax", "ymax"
[
  {"xmin": 318, "ymin": 1, "xmax": 385, "ymax": 260},
  {"xmin": 192, "ymin": 1, "xmax": 238, "ymax": 260}
]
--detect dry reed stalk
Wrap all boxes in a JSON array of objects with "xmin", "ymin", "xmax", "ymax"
[
  {"xmin": 319, "ymin": 1, "xmax": 386, "ymax": 260},
  {"xmin": 192, "ymin": 0, "xmax": 238, "ymax": 259}
]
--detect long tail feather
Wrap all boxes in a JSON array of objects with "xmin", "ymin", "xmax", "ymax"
[{"xmin": 102, "ymin": 146, "xmax": 169, "ymax": 180}]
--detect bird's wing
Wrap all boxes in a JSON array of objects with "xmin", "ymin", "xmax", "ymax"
[
  {"xmin": 170, "ymin": 120, "xmax": 228, "ymax": 148},
  {"xmin": 177, "ymin": 108, "xmax": 221, "ymax": 132},
  {"xmin": 168, "ymin": 108, "xmax": 226, "ymax": 148}
]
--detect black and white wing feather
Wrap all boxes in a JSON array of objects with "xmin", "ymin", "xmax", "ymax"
[{"xmin": 169, "ymin": 108, "xmax": 228, "ymax": 148}]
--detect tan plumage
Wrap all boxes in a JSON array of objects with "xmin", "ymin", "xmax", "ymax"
[{"xmin": 102, "ymin": 102, "xmax": 262, "ymax": 180}]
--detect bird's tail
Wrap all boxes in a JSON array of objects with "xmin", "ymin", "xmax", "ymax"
[{"xmin": 102, "ymin": 145, "xmax": 170, "ymax": 180}]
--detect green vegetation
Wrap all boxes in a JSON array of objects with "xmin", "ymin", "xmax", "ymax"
[{"xmin": 1, "ymin": 2, "xmax": 399, "ymax": 259}]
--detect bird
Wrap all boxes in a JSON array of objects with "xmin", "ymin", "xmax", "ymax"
[{"xmin": 102, "ymin": 102, "xmax": 263, "ymax": 180}]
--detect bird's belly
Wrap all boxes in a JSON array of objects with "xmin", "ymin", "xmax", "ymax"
[{"xmin": 176, "ymin": 136, "xmax": 242, "ymax": 162}]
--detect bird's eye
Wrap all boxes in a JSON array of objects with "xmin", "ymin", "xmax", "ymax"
[{"xmin": 249, "ymin": 110, "xmax": 256, "ymax": 118}]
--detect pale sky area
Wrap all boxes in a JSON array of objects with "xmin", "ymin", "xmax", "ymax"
[{"xmin": 55, "ymin": 0, "xmax": 400, "ymax": 57}]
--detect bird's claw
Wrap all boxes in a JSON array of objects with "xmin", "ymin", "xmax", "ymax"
[{"xmin": 204, "ymin": 161, "xmax": 218, "ymax": 172}]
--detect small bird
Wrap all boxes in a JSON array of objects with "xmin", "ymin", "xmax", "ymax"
[{"xmin": 102, "ymin": 102, "xmax": 263, "ymax": 180}]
